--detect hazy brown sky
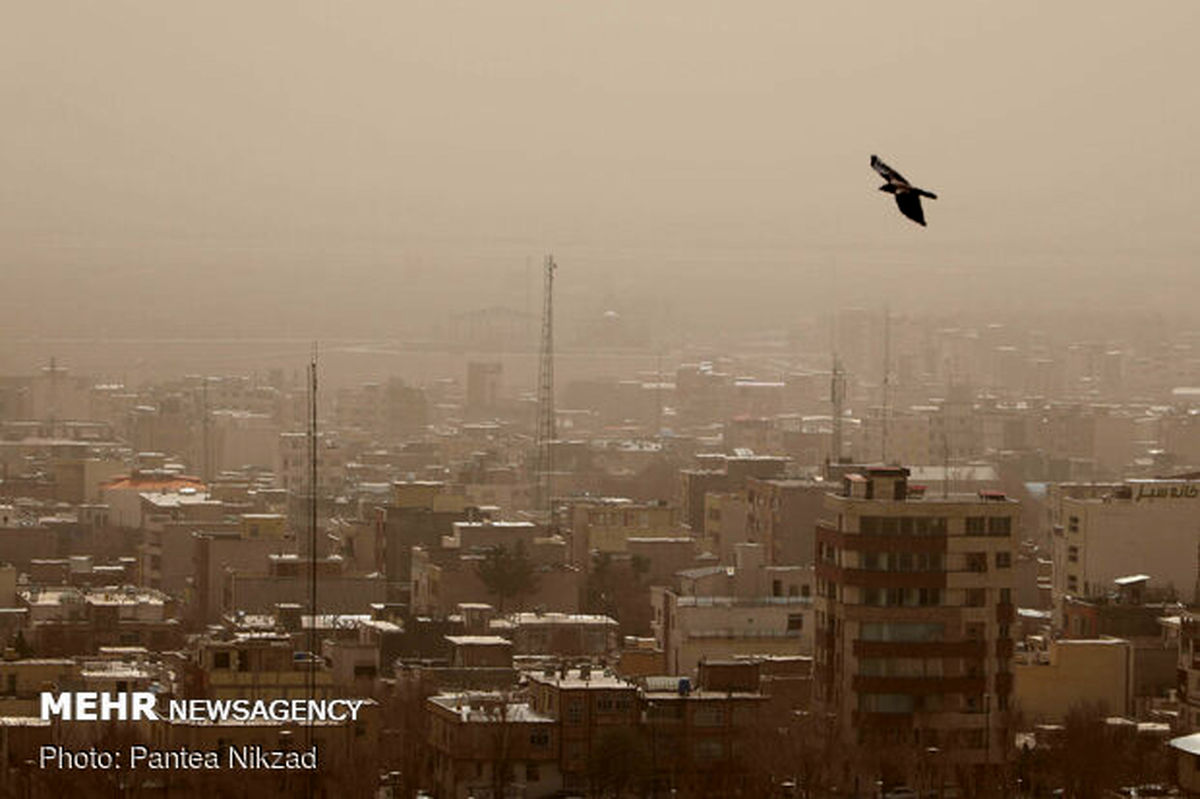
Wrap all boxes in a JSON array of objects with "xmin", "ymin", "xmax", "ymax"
[{"xmin": 4, "ymin": 2, "xmax": 1200, "ymax": 343}]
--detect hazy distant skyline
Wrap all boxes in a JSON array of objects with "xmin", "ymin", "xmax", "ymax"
[{"xmin": 4, "ymin": 2, "xmax": 1200, "ymax": 348}]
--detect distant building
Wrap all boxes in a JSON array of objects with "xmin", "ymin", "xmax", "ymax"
[
  {"xmin": 745, "ymin": 477, "xmax": 828, "ymax": 566},
  {"xmin": 562, "ymin": 496, "xmax": 679, "ymax": 563},
  {"xmin": 655, "ymin": 545, "xmax": 812, "ymax": 675},
  {"xmin": 1051, "ymin": 478, "xmax": 1200, "ymax": 608}
]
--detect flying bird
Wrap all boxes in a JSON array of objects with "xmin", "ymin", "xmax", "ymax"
[{"xmin": 871, "ymin": 155, "xmax": 937, "ymax": 226}]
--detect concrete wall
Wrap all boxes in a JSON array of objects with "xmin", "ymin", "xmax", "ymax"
[{"xmin": 1013, "ymin": 638, "xmax": 1133, "ymax": 723}]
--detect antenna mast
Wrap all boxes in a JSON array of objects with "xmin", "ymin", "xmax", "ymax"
[
  {"xmin": 831, "ymin": 354, "xmax": 846, "ymax": 465},
  {"xmin": 881, "ymin": 306, "xmax": 891, "ymax": 464},
  {"xmin": 202, "ymin": 378, "xmax": 212, "ymax": 483},
  {"xmin": 534, "ymin": 255, "xmax": 557, "ymax": 517}
]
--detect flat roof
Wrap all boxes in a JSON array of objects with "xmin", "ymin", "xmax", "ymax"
[
  {"xmin": 1171, "ymin": 732, "xmax": 1200, "ymax": 756},
  {"xmin": 446, "ymin": 636, "xmax": 511, "ymax": 646}
]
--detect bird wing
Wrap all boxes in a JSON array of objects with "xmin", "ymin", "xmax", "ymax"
[
  {"xmin": 894, "ymin": 192, "xmax": 927, "ymax": 226},
  {"xmin": 871, "ymin": 154, "xmax": 910, "ymax": 188}
]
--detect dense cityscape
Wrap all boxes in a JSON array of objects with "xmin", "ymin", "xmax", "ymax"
[
  {"xmin": 6, "ymin": 2, "xmax": 1200, "ymax": 797},
  {"xmin": 2, "ymin": 299, "xmax": 1200, "ymax": 796}
]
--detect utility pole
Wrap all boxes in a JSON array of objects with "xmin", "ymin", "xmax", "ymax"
[
  {"xmin": 306, "ymin": 343, "xmax": 318, "ymax": 758},
  {"xmin": 534, "ymin": 256, "xmax": 557, "ymax": 518}
]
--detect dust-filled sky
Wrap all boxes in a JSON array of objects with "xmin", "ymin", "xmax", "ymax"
[{"xmin": 3, "ymin": 2, "xmax": 1200, "ymax": 347}]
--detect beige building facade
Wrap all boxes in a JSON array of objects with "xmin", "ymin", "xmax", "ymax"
[{"xmin": 814, "ymin": 466, "xmax": 1018, "ymax": 791}]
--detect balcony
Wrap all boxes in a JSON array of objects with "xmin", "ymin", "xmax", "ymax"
[
  {"xmin": 816, "ymin": 526, "xmax": 947, "ymax": 553},
  {"xmin": 853, "ymin": 639, "xmax": 986, "ymax": 659},
  {"xmin": 852, "ymin": 675, "xmax": 986, "ymax": 695},
  {"xmin": 815, "ymin": 563, "xmax": 946, "ymax": 589}
]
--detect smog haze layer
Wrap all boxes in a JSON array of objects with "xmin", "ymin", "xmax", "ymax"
[{"xmin": 3, "ymin": 1, "xmax": 1199, "ymax": 378}]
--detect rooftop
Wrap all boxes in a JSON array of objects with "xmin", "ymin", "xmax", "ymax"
[
  {"xmin": 509, "ymin": 612, "xmax": 617, "ymax": 627},
  {"xmin": 527, "ymin": 669, "xmax": 632, "ymax": 690},
  {"xmin": 428, "ymin": 694, "xmax": 554, "ymax": 724}
]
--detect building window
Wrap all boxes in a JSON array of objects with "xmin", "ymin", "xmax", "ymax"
[
  {"xmin": 526, "ymin": 763, "xmax": 540, "ymax": 782},
  {"xmin": 213, "ymin": 651, "xmax": 231, "ymax": 670},
  {"xmin": 988, "ymin": 517, "xmax": 1012, "ymax": 536},
  {"xmin": 995, "ymin": 552, "xmax": 1011, "ymax": 569},
  {"xmin": 1067, "ymin": 545, "xmax": 1078, "ymax": 563},
  {"xmin": 1068, "ymin": 515, "xmax": 1079, "ymax": 533},
  {"xmin": 1067, "ymin": 575, "xmax": 1079, "ymax": 593},
  {"xmin": 530, "ymin": 730, "xmax": 550, "ymax": 747},
  {"xmin": 965, "ymin": 517, "xmax": 986, "ymax": 535},
  {"xmin": 787, "ymin": 614, "xmax": 804, "ymax": 631},
  {"xmin": 966, "ymin": 553, "xmax": 988, "ymax": 573},
  {"xmin": 965, "ymin": 589, "xmax": 986, "ymax": 607},
  {"xmin": 565, "ymin": 700, "xmax": 583, "ymax": 724}
]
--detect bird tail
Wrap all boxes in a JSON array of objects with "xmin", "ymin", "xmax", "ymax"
[{"xmin": 916, "ymin": 189, "xmax": 938, "ymax": 200}]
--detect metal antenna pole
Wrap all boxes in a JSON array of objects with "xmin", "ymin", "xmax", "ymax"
[
  {"xmin": 831, "ymin": 355, "xmax": 845, "ymax": 466},
  {"xmin": 881, "ymin": 306, "xmax": 891, "ymax": 464},
  {"xmin": 202, "ymin": 378, "xmax": 212, "ymax": 483},
  {"xmin": 535, "ymin": 255, "xmax": 557, "ymax": 518}
]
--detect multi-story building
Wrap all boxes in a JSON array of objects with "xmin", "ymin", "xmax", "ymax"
[
  {"xmin": 194, "ymin": 632, "xmax": 334, "ymax": 701},
  {"xmin": 654, "ymin": 544, "xmax": 812, "ymax": 676},
  {"xmin": 19, "ymin": 585, "xmax": 182, "ymax": 656},
  {"xmin": 679, "ymin": 455, "xmax": 788, "ymax": 534},
  {"xmin": 745, "ymin": 477, "xmax": 827, "ymax": 566},
  {"xmin": 427, "ymin": 691, "xmax": 561, "ymax": 799},
  {"xmin": 1051, "ymin": 478, "xmax": 1200, "ymax": 611},
  {"xmin": 561, "ymin": 496, "xmax": 679, "ymax": 564},
  {"xmin": 527, "ymin": 666, "xmax": 641, "ymax": 795},
  {"xmin": 814, "ymin": 466, "xmax": 1017, "ymax": 792},
  {"xmin": 702, "ymin": 490, "xmax": 747, "ymax": 562},
  {"xmin": 641, "ymin": 660, "xmax": 770, "ymax": 797}
]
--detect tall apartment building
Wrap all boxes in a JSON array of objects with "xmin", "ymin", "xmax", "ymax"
[{"xmin": 814, "ymin": 466, "xmax": 1017, "ymax": 793}]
